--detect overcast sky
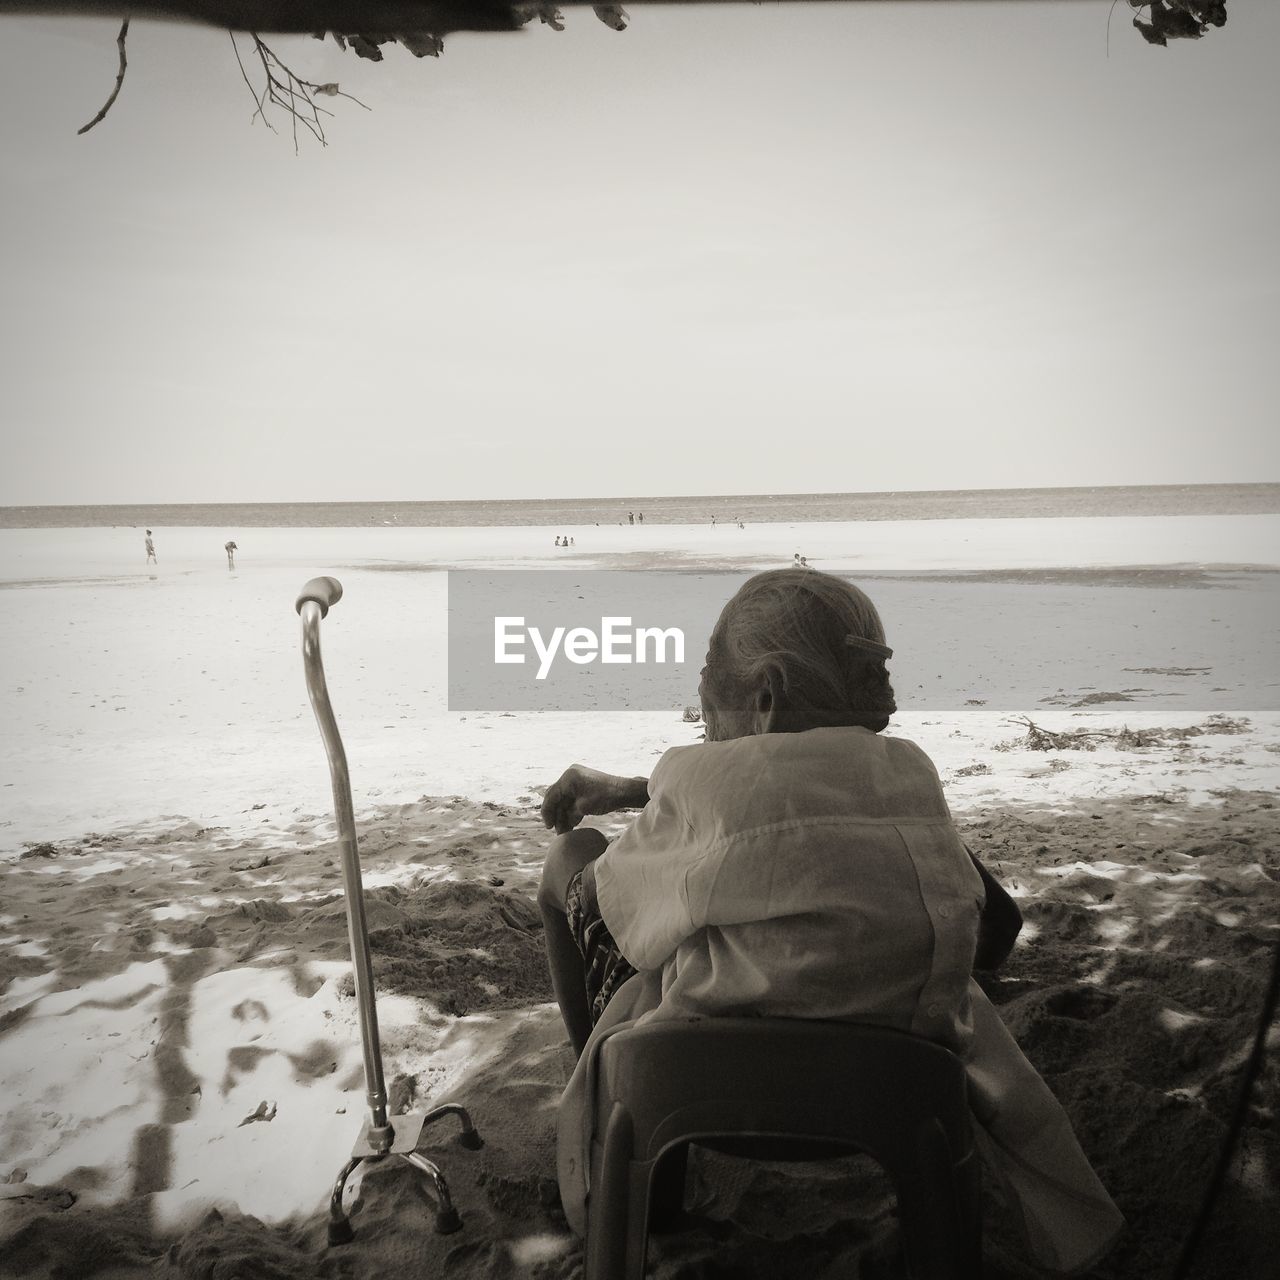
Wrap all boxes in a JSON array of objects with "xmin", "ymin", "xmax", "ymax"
[{"xmin": 0, "ymin": 1, "xmax": 1276, "ymax": 506}]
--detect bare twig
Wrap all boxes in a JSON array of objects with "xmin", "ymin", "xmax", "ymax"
[
  {"xmin": 1106, "ymin": 0, "xmax": 1124, "ymax": 56},
  {"xmin": 230, "ymin": 31, "xmax": 369, "ymax": 152},
  {"xmin": 997, "ymin": 713, "xmax": 1250, "ymax": 754},
  {"xmin": 78, "ymin": 17, "xmax": 129, "ymax": 135},
  {"xmin": 1000, "ymin": 716, "xmax": 1114, "ymax": 752},
  {"xmin": 229, "ymin": 30, "xmax": 272, "ymax": 133}
]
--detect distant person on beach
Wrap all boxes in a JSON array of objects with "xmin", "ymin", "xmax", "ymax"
[
  {"xmin": 144, "ymin": 530, "xmax": 156, "ymax": 564},
  {"xmin": 555, "ymin": 536, "xmax": 562, "ymax": 547},
  {"xmin": 638, "ymin": 512, "xmax": 643, "ymax": 525},
  {"xmin": 537, "ymin": 568, "xmax": 1122, "ymax": 1271},
  {"xmin": 224, "ymin": 540, "xmax": 237, "ymax": 570},
  {"xmin": 628, "ymin": 511, "xmax": 635, "ymax": 526}
]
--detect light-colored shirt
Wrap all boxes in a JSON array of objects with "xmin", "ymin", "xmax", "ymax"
[
  {"xmin": 557, "ymin": 727, "xmax": 1124, "ymax": 1271},
  {"xmin": 594, "ymin": 726, "xmax": 983, "ymax": 1050}
]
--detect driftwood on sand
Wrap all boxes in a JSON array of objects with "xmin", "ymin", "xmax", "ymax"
[{"xmin": 999, "ymin": 714, "xmax": 1252, "ymax": 754}]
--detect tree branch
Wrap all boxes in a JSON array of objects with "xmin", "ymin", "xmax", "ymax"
[
  {"xmin": 77, "ymin": 16, "xmax": 129, "ymax": 135},
  {"xmin": 231, "ymin": 32, "xmax": 368, "ymax": 151},
  {"xmin": 0, "ymin": 0, "xmax": 1116, "ymax": 26}
]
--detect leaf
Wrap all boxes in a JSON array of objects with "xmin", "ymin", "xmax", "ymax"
[
  {"xmin": 593, "ymin": 5, "xmax": 629, "ymax": 31},
  {"xmin": 238, "ymin": 1100, "xmax": 278, "ymax": 1127},
  {"xmin": 400, "ymin": 33, "xmax": 445, "ymax": 58},
  {"xmin": 349, "ymin": 35, "xmax": 385, "ymax": 61}
]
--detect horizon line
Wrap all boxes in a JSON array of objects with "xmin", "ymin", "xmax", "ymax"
[{"xmin": 5, "ymin": 479, "xmax": 1280, "ymax": 512}]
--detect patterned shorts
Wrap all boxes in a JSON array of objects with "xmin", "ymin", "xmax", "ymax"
[{"xmin": 565, "ymin": 869, "xmax": 639, "ymax": 1027}]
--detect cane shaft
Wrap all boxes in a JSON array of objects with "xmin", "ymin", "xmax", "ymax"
[{"xmin": 299, "ymin": 600, "xmax": 389, "ymax": 1132}]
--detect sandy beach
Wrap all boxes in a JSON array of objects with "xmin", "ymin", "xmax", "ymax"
[
  {"xmin": 2, "ymin": 515, "xmax": 1277, "ymax": 849},
  {"xmin": 2, "ymin": 513, "xmax": 1278, "ymax": 1279}
]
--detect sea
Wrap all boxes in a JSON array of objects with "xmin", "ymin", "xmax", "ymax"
[{"xmin": 2, "ymin": 483, "xmax": 1278, "ymax": 529}]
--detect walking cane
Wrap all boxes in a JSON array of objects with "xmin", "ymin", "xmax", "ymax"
[{"xmin": 296, "ymin": 576, "xmax": 482, "ymax": 1246}]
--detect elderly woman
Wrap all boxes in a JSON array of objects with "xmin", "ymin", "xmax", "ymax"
[{"xmin": 539, "ymin": 569, "xmax": 1122, "ymax": 1273}]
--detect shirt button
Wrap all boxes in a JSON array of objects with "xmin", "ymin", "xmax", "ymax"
[
  {"xmin": 928, "ymin": 1003, "xmax": 941, "ymax": 1017},
  {"xmin": 937, "ymin": 905, "xmax": 950, "ymax": 919}
]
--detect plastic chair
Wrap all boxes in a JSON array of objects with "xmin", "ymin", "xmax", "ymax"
[{"xmin": 583, "ymin": 1018, "xmax": 981, "ymax": 1280}]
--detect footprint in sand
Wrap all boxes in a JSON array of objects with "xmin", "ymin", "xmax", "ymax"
[{"xmin": 1044, "ymin": 986, "xmax": 1120, "ymax": 1021}]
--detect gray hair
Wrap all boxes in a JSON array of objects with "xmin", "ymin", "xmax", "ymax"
[{"xmin": 710, "ymin": 568, "xmax": 897, "ymax": 732}]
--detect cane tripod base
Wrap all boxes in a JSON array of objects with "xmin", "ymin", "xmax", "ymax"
[{"xmin": 327, "ymin": 1105, "xmax": 482, "ymax": 1245}]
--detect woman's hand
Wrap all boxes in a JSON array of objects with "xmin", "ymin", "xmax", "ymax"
[{"xmin": 540, "ymin": 765, "xmax": 649, "ymax": 834}]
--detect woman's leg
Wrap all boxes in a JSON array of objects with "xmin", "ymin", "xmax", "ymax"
[{"xmin": 538, "ymin": 826, "xmax": 609, "ymax": 1058}]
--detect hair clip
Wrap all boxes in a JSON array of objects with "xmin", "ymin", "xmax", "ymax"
[{"xmin": 844, "ymin": 634, "xmax": 893, "ymax": 660}]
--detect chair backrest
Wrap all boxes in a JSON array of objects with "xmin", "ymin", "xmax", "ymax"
[
  {"xmin": 594, "ymin": 1017, "xmax": 972, "ymax": 1168},
  {"xmin": 585, "ymin": 1017, "xmax": 981, "ymax": 1280}
]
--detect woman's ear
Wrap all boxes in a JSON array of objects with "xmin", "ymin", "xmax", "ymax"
[{"xmin": 752, "ymin": 664, "xmax": 788, "ymax": 734}]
